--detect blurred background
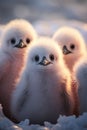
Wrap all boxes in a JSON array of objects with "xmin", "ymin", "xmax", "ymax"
[
  {"xmin": 0, "ymin": 0, "xmax": 87, "ymax": 23},
  {"xmin": 0, "ymin": 0, "xmax": 87, "ymax": 36}
]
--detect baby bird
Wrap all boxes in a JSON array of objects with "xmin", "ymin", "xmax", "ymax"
[
  {"xmin": 53, "ymin": 26, "xmax": 86, "ymax": 73},
  {"xmin": 11, "ymin": 37, "xmax": 79, "ymax": 124},
  {"xmin": 75, "ymin": 58, "xmax": 87, "ymax": 114},
  {"xmin": 0, "ymin": 19, "xmax": 37, "ymax": 120}
]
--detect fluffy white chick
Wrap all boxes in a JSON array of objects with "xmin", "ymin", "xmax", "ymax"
[
  {"xmin": 11, "ymin": 37, "xmax": 79, "ymax": 124},
  {"xmin": 75, "ymin": 58, "xmax": 87, "ymax": 114},
  {"xmin": 53, "ymin": 26, "xmax": 86, "ymax": 73},
  {"xmin": 0, "ymin": 19, "xmax": 37, "ymax": 120}
]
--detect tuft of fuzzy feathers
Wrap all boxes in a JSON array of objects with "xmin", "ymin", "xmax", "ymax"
[
  {"xmin": 11, "ymin": 37, "xmax": 78, "ymax": 124},
  {"xmin": 0, "ymin": 19, "xmax": 38, "ymax": 121},
  {"xmin": 53, "ymin": 26, "xmax": 86, "ymax": 72},
  {"xmin": 75, "ymin": 57, "xmax": 87, "ymax": 114}
]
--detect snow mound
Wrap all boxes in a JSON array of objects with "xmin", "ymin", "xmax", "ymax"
[{"xmin": 0, "ymin": 104, "xmax": 87, "ymax": 130}]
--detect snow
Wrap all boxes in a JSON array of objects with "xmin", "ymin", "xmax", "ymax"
[{"xmin": 0, "ymin": 104, "xmax": 87, "ymax": 130}]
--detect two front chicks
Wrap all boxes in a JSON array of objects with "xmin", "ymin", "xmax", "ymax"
[{"xmin": 0, "ymin": 19, "xmax": 86, "ymax": 124}]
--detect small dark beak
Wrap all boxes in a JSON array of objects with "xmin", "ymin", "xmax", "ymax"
[
  {"xmin": 15, "ymin": 39, "xmax": 27, "ymax": 48},
  {"xmin": 39, "ymin": 56, "xmax": 52, "ymax": 66},
  {"xmin": 63, "ymin": 45, "xmax": 72, "ymax": 55}
]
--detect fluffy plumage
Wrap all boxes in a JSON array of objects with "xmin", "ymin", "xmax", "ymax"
[
  {"xmin": 11, "ymin": 37, "xmax": 78, "ymax": 124},
  {"xmin": 0, "ymin": 19, "xmax": 37, "ymax": 120},
  {"xmin": 75, "ymin": 58, "xmax": 87, "ymax": 114},
  {"xmin": 53, "ymin": 26, "xmax": 86, "ymax": 72}
]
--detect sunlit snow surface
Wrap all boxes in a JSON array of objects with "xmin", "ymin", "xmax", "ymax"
[
  {"xmin": 0, "ymin": 21, "xmax": 87, "ymax": 130},
  {"xmin": 0, "ymin": 104, "xmax": 87, "ymax": 130}
]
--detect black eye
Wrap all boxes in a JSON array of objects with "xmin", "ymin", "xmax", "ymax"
[
  {"xmin": 11, "ymin": 38, "xmax": 16, "ymax": 44},
  {"xmin": 49, "ymin": 54, "xmax": 55, "ymax": 61},
  {"xmin": 70, "ymin": 44, "xmax": 75, "ymax": 50},
  {"xmin": 34, "ymin": 55, "xmax": 39, "ymax": 62},
  {"xmin": 26, "ymin": 38, "xmax": 30, "ymax": 44}
]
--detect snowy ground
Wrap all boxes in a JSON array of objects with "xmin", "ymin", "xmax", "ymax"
[{"xmin": 0, "ymin": 104, "xmax": 87, "ymax": 130}]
